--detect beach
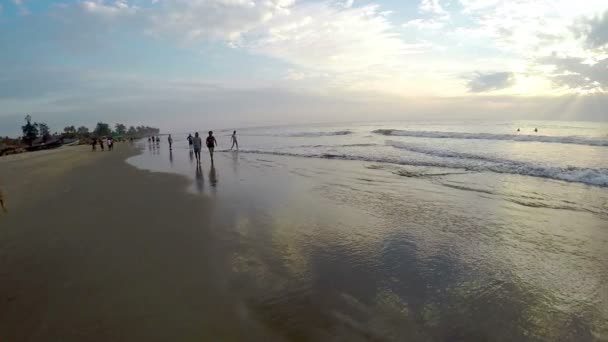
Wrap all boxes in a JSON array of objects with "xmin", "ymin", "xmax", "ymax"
[{"xmin": 1, "ymin": 128, "xmax": 608, "ymax": 341}]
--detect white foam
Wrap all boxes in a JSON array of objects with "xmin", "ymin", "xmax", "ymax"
[
  {"xmin": 373, "ymin": 129, "xmax": 608, "ymax": 147},
  {"xmin": 236, "ymin": 143, "xmax": 608, "ymax": 187}
]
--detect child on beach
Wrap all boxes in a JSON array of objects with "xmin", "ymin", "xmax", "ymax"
[{"xmin": 187, "ymin": 134, "xmax": 193, "ymax": 150}]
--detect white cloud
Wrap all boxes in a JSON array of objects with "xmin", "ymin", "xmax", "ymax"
[
  {"xmin": 80, "ymin": 0, "xmax": 138, "ymax": 17},
  {"xmin": 420, "ymin": 0, "xmax": 448, "ymax": 18}
]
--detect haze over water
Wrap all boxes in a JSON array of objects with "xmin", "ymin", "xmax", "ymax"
[{"xmin": 129, "ymin": 120, "xmax": 608, "ymax": 341}]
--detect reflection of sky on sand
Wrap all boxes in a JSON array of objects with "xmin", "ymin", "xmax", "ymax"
[{"xmin": 127, "ymin": 139, "xmax": 608, "ymax": 340}]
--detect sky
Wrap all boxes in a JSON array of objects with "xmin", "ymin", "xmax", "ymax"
[{"xmin": 1, "ymin": 0, "xmax": 607, "ymax": 135}]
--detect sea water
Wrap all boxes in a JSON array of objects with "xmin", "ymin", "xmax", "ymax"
[{"xmin": 129, "ymin": 120, "xmax": 608, "ymax": 341}]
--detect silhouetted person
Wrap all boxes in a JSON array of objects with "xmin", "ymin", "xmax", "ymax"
[
  {"xmin": 230, "ymin": 130, "xmax": 238, "ymax": 150},
  {"xmin": 168, "ymin": 134, "xmax": 173, "ymax": 150},
  {"xmin": 91, "ymin": 138, "xmax": 97, "ymax": 151},
  {"xmin": 206, "ymin": 131, "xmax": 217, "ymax": 163},
  {"xmin": 99, "ymin": 138, "xmax": 104, "ymax": 151},
  {"xmin": 534, "ymin": 128, "xmax": 538, "ymax": 133},
  {"xmin": 193, "ymin": 132, "xmax": 202, "ymax": 163},
  {"xmin": 187, "ymin": 134, "xmax": 193, "ymax": 150},
  {"xmin": 517, "ymin": 128, "xmax": 520, "ymax": 132},
  {"xmin": 107, "ymin": 137, "xmax": 113, "ymax": 151}
]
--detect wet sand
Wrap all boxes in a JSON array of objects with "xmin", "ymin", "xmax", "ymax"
[
  {"xmin": 0, "ymin": 144, "xmax": 280, "ymax": 341},
  {"xmin": 1, "ymin": 142, "xmax": 607, "ymax": 341}
]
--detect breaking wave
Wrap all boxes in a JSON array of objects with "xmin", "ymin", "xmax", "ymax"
[
  {"xmin": 373, "ymin": 129, "xmax": 608, "ymax": 147},
  {"xmin": 287, "ymin": 130, "xmax": 352, "ymax": 137},
  {"xmin": 236, "ymin": 144, "xmax": 608, "ymax": 187}
]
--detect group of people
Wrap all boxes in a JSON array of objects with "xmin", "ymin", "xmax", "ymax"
[
  {"xmin": 91, "ymin": 136, "xmax": 114, "ymax": 151},
  {"xmin": 186, "ymin": 131, "xmax": 218, "ymax": 164},
  {"xmin": 147, "ymin": 130, "xmax": 238, "ymax": 165}
]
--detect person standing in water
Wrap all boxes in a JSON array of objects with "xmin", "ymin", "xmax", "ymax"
[
  {"xmin": 193, "ymin": 132, "xmax": 202, "ymax": 164},
  {"xmin": 187, "ymin": 134, "xmax": 193, "ymax": 150},
  {"xmin": 230, "ymin": 130, "xmax": 238, "ymax": 150},
  {"xmin": 206, "ymin": 131, "xmax": 218, "ymax": 163},
  {"xmin": 168, "ymin": 134, "xmax": 173, "ymax": 150}
]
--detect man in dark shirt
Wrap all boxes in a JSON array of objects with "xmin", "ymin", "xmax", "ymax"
[{"xmin": 206, "ymin": 131, "xmax": 217, "ymax": 164}]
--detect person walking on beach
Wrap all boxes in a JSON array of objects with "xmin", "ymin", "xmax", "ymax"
[
  {"xmin": 230, "ymin": 130, "xmax": 238, "ymax": 150},
  {"xmin": 168, "ymin": 134, "xmax": 173, "ymax": 150},
  {"xmin": 207, "ymin": 131, "xmax": 218, "ymax": 163},
  {"xmin": 99, "ymin": 138, "xmax": 105, "ymax": 151},
  {"xmin": 91, "ymin": 138, "xmax": 97, "ymax": 151},
  {"xmin": 187, "ymin": 134, "xmax": 193, "ymax": 150},
  {"xmin": 107, "ymin": 137, "xmax": 113, "ymax": 151},
  {"xmin": 193, "ymin": 132, "xmax": 202, "ymax": 164}
]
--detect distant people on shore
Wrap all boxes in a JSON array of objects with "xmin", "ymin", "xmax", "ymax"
[
  {"xmin": 91, "ymin": 138, "xmax": 97, "ymax": 151},
  {"xmin": 193, "ymin": 132, "xmax": 202, "ymax": 164},
  {"xmin": 231, "ymin": 130, "xmax": 238, "ymax": 150},
  {"xmin": 99, "ymin": 138, "xmax": 105, "ymax": 151},
  {"xmin": 108, "ymin": 137, "xmax": 114, "ymax": 151},
  {"xmin": 168, "ymin": 134, "xmax": 173, "ymax": 150},
  {"xmin": 187, "ymin": 134, "xmax": 193, "ymax": 150},
  {"xmin": 534, "ymin": 128, "xmax": 538, "ymax": 133},
  {"xmin": 517, "ymin": 128, "xmax": 520, "ymax": 132},
  {"xmin": 207, "ymin": 131, "xmax": 218, "ymax": 163}
]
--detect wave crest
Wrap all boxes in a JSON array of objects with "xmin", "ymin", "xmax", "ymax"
[{"xmin": 373, "ymin": 129, "xmax": 608, "ymax": 147}]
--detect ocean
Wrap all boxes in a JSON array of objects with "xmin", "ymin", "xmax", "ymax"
[{"xmin": 128, "ymin": 120, "xmax": 608, "ymax": 341}]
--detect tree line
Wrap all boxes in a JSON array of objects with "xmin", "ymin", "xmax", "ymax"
[{"xmin": 20, "ymin": 115, "xmax": 160, "ymax": 146}]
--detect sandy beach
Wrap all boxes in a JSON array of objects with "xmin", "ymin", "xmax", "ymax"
[
  {"xmin": 0, "ymin": 144, "xmax": 281, "ymax": 341},
  {"xmin": 1, "ymin": 140, "xmax": 607, "ymax": 341}
]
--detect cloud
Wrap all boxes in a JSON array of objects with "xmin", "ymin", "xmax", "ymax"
[
  {"xmin": 420, "ymin": 0, "xmax": 448, "ymax": 18},
  {"xmin": 80, "ymin": 0, "xmax": 138, "ymax": 17},
  {"xmin": 575, "ymin": 9, "xmax": 608, "ymax": 48},
  {"xmin": 74, "ymin": 0, "xmax": 423, "ymax": 74},
  {"xmin": 467, "ymin": 71, "xmax": 514, "ymax": 92},
  {"xmin": 404, "ymin": 0, "xmax": 449, "ymax": 30},
  {"xmin": 537, "ymin": 55, "xmax": 608, "ymax": 92}
]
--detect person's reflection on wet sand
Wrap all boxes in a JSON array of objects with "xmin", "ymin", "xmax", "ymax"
[
  {"xmin": 189, "ymin": 149, "xmax": 194, "ymax": 165},
  {"xmin": 209, "ymin": 164, "xmax": 218, "ymax": 188},
  {"xmin": 231, "ymin": 150, "xmax": 239, "ymax": 174},
  {"xmin": 169, "ymin": 150, "xmax": 174, "ymax": 167},
  {"xmin": 195, "ymin": 164, "xmax": 204, "ymax": 194}
]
